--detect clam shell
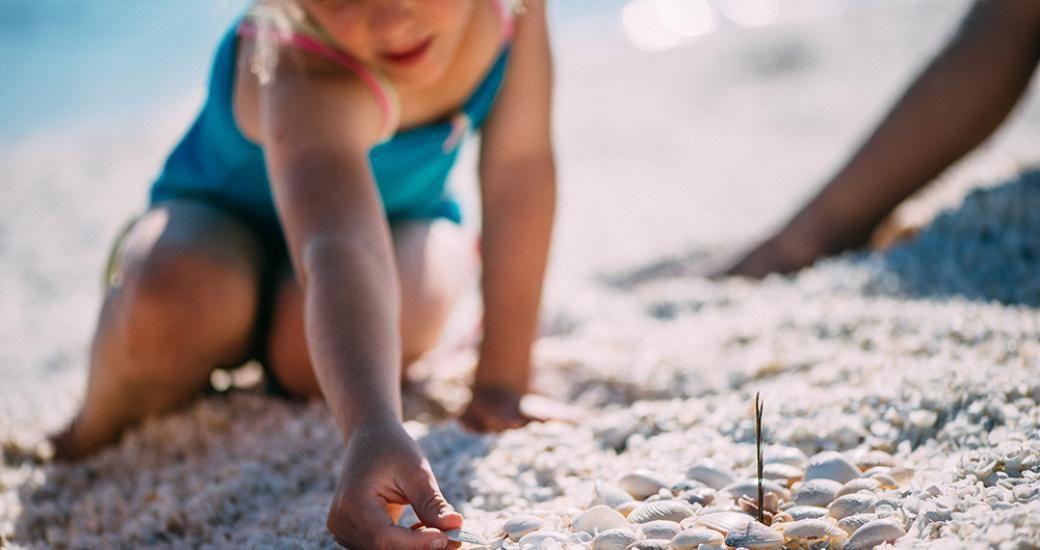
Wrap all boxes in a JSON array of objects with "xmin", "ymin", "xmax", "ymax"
[
  {"xmin": 627, "ymin": 500, "xmax": 697, "ymax": 524},
  {"xmin": 804, "ymin": 451, "xmax": 861, "ymax": 484},
  {"xmin": 677, "ymin": 487, "xmax": 715, "ymax": 507},
  {"xmin": 764, "ymin": 446, "xmax": 809, "ymax": 468},
  {"xmin": 775, "ymin": 518, "xmax": 848, "ymax": 546},
  {"xmin": 835, "ymin": 478, "xmax": 881, "ymax": 499},
  {"xmin": 837, "ymin": 513, "xmax": 878, "ymax": 536},
  {"xmin": 783, "ymin": 505, "xmax": 831, "ymax": 520},
  {"xmin": 626, "ymin": 541, "xmax": 671, "ymax": 550},
  {"xmin": 615, "ymin": 501, "xmax": 640, "ymax": 517},
  {"xmin": 863, "ymin": 471, "xmax": 899, "ymax": 490},
  {"xmin": 594, "ymin": 481, "xmax": 637, "ymax": 509},
  {"xmin": 638, "ymin": 520, "xmax": 682, "ymax": 540},
  {"xmin": 517, "ymin": 530, "xmax": 569, "ymax": 548},
  {"xmin": 573, "ymin": 505, "xmax": 629, "ymax": 534},
  {"xmin": 827, "ymin": 493, "xmax": 877, "ymax": 520},
  {"xmin": 762, "ymin": 463, "xmax": 803, "ymax": 486},
  {"xmin": 670, "ymin": 479, "xmax": 708, "ymax": 493},
  {"xmin": 645, "ymin": 490, "xmax": 675, "ymax": 502},
  {"xmin": 686, "ymin": 463, "xmax": 737, "ymax": 490},
  {"xmin": 721, "ymin": 479, "xmax": 792, "ymax": 503},
  {"xmin": 854, "ymin": 450, "xmax": 895, "ymax": 471},
  {"xmin": 501, "ymin": 515, "xmax": 544, "ymax": 541},
  {"xmin": 592, "ymin": 527, "xmax": 639, "ymax": 550},
  {"xmin": 844, "ymin": 518, "xmax": 906, "ymax": 549},
  {"xmin": 672, "ymin": 527, "xmax": 725, "ymax": 549},
  {"xmin": 724, "ymin": 521, "xmax": 784, "ymax": 549},
  {"xmin": 793, "ymin": 479, "xmax": 843, "ymax": 507},
  {"xmin": 619, "ymin": 470, "xmax": 670, "ymax": 500},
  {"xmin": 695, "ymin": 510, "xmax": 755, "ymax": 535}
]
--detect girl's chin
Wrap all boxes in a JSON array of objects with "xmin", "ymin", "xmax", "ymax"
[{"xmin": 383, "ymin": 60, "xmax": 449, "ymax": 89}]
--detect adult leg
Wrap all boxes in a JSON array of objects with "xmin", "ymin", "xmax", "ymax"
[
  {"xmin": 265, "ymin": 219, "xmax": 475, "ymax": 398},
  {"xmin": 52, "ymin": 200, "xmax": 265, "ymax": 459}
]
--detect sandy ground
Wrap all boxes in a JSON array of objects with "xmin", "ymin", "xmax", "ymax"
[{"xmin": 3, "ymin": 1, "xmax": 1040, "ymax": 547}]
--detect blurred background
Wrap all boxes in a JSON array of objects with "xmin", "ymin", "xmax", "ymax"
[{"xmin": 2, "ymin": 0, "xmax": 1039, "ymax": 427}]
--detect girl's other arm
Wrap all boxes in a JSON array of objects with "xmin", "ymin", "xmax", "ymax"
[
  {"xmin": 725, "ymin": 0, "xmax": 1040, "ymax": 277},
  {"xmin": 258, "ymin": 56, "xmax": 460, "ymax": 549},
  {"xmin": 462, "ymin": 0, "xmax": 557, "ymax": 431}
]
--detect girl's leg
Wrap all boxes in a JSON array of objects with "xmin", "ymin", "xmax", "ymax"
[
  {"xmin": 265, "ymin": 220, "xmax": 476, "ymax": 398},
  {"xmin": 53, "ymin": 200, "xmax": 266, "ymax": 459}
]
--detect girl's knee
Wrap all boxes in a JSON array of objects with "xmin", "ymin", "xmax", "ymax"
[{"xmin": 108, "ymin": 242, "xmax": 259, "ymax": 370}]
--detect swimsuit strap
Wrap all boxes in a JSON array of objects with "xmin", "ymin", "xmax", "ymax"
[
  {"xmin": 490, "ymin": 0, "xmax": 517, "ymax": 43},
  {"xmin": 238, "ymin": 3, "xmax": 400, "ymax": 140},
  {"xmin": 441, "ymin": 0, "xmax": 516, "ymax": 151}
]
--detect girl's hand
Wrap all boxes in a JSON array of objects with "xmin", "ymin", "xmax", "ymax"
[
  {"xmin": 460, "ymin": 385, "xmax": 585, "ymax": 432},
  {"xmin": 327, "ymin": 417, "xmax": 462, "ymax": 549}
]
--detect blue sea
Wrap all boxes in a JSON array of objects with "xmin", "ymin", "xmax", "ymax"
[{"xmin": 0, "ymin": 1, "xmax": 623, "ymax": 143}]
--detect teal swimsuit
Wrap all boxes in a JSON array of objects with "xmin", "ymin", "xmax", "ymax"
[{"xmin": 150, "ymin": 13, "xmax": 511, "ymax": 243}]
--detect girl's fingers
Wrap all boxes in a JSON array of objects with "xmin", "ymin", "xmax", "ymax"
[
  {"xmin": 399, "ymin": 466, "xmax": 463, "ymax": 532},
  {"xmin": 351, "ymin": 496, "xmax": 448, "ymax": 550}
]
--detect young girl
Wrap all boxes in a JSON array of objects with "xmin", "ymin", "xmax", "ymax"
[{"xmin": 52, "ymin": 0, "xmax": 555, "ymax": 547}]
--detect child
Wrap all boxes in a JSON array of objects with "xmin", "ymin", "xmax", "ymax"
[
  {"xmin": 723, "ymin": 0, "xmax": 1040, "ymax": 277},
  {"xmin": 52, "ymin": 0, "xmax": 556, "ymax": 547}
]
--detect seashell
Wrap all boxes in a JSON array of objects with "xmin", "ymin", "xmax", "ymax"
[
  {"xmin": 677, "ymin": 487, "xmax": 715, "ymax": 507},
  {"xmin": 686, "ymin": 462, "xmax": 737, "ymax": 490},
  {"xmin": 885, "ymin": 466, "xmax": 914, "ymax": 485},
  {"xmin": 835, "ymin": 478, "xmax": 881, "ymax": 499},
  {"xmin": 445, "ymin": 529, "xmax": 488, "ymax": 546},
  {"xmin": 671, "ymin": 479, "xmax": 708, "ymax": 493},
  {"xmin": 827, "ymin": 493, "xmax": 877, "ymax": 520},
  {"xmin": 594, "ymin": 481, "xmax": 637, "ymax": 509},
  {"xmin": 626, "ymin": 541, "xmax": 671, "ymax": 550},
  {"xmin": 804, "ymin": 451, "xmax": 861, "ymax": 484},
  {"xmin": 764, "ymin": 446, "xmax": 809, "ymax": 468},
  {"xmin": 573, "ymin": 505, "xmax": 629, "ymax": 534},
  {"xmin": 517, "ymin": 530, "xmax": 569, "ymax": 548},
  {"xmin": 615, "ymin": 501, "xmax": 640, "ymax": 517},
  {"xmin": 792, "ymin": 479, "xmax": 843, "ymax": 507},
  {"xmin": 837, "ymin": 513, "xmax": 878, "ymax": 536},
  {"xmin": 592, "ymin": 527, "xmax": 639, "ymax": 550},
  {"xmin": 645, "ymin": 489, "xmax": 674, "ymax": 502},
  {"xmin": 775, "ymin": 518, "xmax": 848, "ymax": 546},
  {"xmin": 771, "ymin": 511, "xmax": 795, "ymax": 524},
  {"xmin": 627, "ymin": 500, "xmax": 697, "ymax": 524},
  {"xmin": 844, "ymin": 518, "xmax": 906, "ymax": 549},
  {"xmin": 724, "ymin": 521, "xmax": 784, "ymax": 549},
  {"xmin": 863, "ymin": 470, "xmax": 899, "ymax": 490},
  {"xmin": 638, "ymin": 520, "xmax": 682, "ymax": 540},
  {"xmin": 721, "ymin": 479, "xmax": 792, "ymax": 503},
  {"xmin": 501, "ymin": 515, "xmax": 544, "ymax": 541},
  {"xmin": 619, "ymin": 470, "xmax": 670, "ymax": 500},
  {"xmin": 854, "ymin": 450, "xmax": 895, "ymax": 471},
  {"xmin": 672, "ymin": 527, "xmax": 725, "ymax": 549},
  {"xmin": 762, "ymin": 463, "xmax": 803, "ymax": 487},
  {"xmin": 695, "ymin": 510, "xmax": 755, "ymax": 535},
  {"xmin": 783, "ymin": 505, "xmax": 831, "ymax": 520}
]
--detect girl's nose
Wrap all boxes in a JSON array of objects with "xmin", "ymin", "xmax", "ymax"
[{"xmin": 368, "ymin": 0, "xmax": 418, "ymax": 44}]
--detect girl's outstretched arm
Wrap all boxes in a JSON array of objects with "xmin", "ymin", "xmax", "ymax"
[
  {"xmin": 462, "ymin": 0, "xmax": 557, "ymax": 431},
  {"xmin": 258, "ymin": 52, "xmax": 461, "ymax": 549},
  {"xmin": 725, "ymin": 0, "xmax": 1040, "ymax": 277}
]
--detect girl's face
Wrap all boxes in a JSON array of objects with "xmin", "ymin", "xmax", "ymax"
[{"xmin": 302, "ymin": 0, "xmax": 477, "ymax": 88}]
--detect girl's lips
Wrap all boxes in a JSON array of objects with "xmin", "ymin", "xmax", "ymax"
[{"xmin": 380, "ymin": 38, "xmax": 434, "ymax": 66}]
